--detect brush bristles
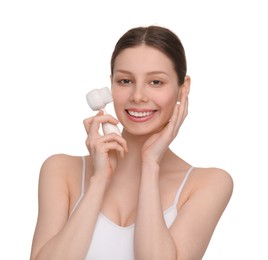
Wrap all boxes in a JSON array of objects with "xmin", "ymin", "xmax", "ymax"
[{"xmin": 86, "ymin": 87, "xmax": 113, "ymax": 111}]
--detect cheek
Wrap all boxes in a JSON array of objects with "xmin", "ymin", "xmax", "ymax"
[
  {"xmin": 112, "ymin": 91, "xmax": 125, "ymax": 116},
  {"xmin": 157, "ymin": 93, "xmax": 178, "ymax": 118},
  {"xmin": 112, "ymin": 89, "xmax": 123, "ymax": 103},
  {"xmin": 158, "ymin": 92, "xmax": 177, "ymax": 108}
]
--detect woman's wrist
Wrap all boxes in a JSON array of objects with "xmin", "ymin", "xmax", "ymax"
[
  {"xmin": 142, "ymin": 160, "xmax": 160, "ymax": 168},
  {"xmin": 88, "ymin": 173, "xmax": 110, "ymax": 194},
  {"xmin": 141, "ymin": 161, "xmax": 160, "ymax": 177}
]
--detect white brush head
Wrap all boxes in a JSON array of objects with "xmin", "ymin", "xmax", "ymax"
[{"xmin": 86, "ymin": 87, "xmax": 113, "ymax": 111}]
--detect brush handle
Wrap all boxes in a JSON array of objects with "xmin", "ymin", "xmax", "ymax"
[{"xmin": 101, "ymin": 109, "xmax": 121, "ymax": 136}]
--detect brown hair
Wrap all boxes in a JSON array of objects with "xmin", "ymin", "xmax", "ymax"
[{"xmin": 110, "ymin": 25, "xmax": 187, "ymax": 85}]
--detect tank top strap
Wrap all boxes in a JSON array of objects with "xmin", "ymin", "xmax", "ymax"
[
  {"xmin": 69, "ymin": 156, "xmax": 86, "ymax": 217},
  {"xmin": 173, "ymin": 166, "xmax": 194, "ymax": 206}
]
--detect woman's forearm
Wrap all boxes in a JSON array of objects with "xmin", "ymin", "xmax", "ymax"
[
  {"xmin": 34, "ymin": 174, "xmax": 108, "ymax": 260},
  {"xmin": 134, "ymin": 162, "xmax": 177, "ymax": 260}
]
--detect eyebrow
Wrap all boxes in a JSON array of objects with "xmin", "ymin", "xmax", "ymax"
[
  {"xmin": 114, "ymin": 69, "xmax": 169, "ymax": 76},
  {"xmin": 114, "ymin": 70, "xmax": 132, "ymax": 75}
]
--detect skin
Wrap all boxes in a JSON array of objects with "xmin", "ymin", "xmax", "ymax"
[{"xmin": 30, "ymin": 45, "xmax": 233, "ymax": 260}]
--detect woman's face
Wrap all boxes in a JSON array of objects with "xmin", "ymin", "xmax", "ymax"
[{"xmin": 111, "ymin": 45, "xmax": 180, "ymax": 136}]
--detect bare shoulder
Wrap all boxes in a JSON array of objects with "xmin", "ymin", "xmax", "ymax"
[
  {"xmin": 189, "ymin": 167, "xmax": 234, "ymax": 206},
  {"xmin": 39, "ymin": 154, "xmax": 93, "ymax": 208},
  {"xmin": 40, "ymin": 153, "xmax": 82, "ymax": 175},
  {"xmin": 193, "ymin": 167, "xmax": 233, "ymax": 191},
  {"xmin": 38, "ymin": 154, "xmax": 87, "ymax": 207}
]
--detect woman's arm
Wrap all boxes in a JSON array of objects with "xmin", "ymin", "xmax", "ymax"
[
  {"xmin": 168, "ymin": 168, "xmax": 233, "ymax": 259},
  {"xmin": 31, "ymin": 112, "xmax": 127, "ymax": 259},
  {"xmin": 134, "ymin": 164, "xmax": 233, "ymax": 260},
  {"xmin": 134, "ymin": 86, "xmax": 188, "ymax": 259},
  {"xmin": 134, "ymin": 161, "xmax": 177, "ymax": 260},
  {"xmin": 30, "ymin": 154, "xmax": 108, "ymax": 260}
]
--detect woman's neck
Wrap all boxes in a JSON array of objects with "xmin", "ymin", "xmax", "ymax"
[
  {"xmin": 122, "ymin": 129, "xmax": 149, "ymax": 148},
  {"xmin": 115, "ymin": 129, "xmax": 174, "ymax": 176},
  {"xmin": 113, "ymin": 130, "xmax": 148, "ymax": 175}
]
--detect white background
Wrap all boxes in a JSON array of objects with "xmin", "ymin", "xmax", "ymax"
[{"xmin": 0, "ymin": 0, "xmax": 267, "ymax": 259}]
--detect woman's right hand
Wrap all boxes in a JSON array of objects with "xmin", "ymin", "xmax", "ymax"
[{"xmin": 83, "ymin": 111, "xmax": 128, "ymax": 179}]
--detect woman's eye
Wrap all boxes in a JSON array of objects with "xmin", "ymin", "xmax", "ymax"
[
  {"xmin": 119, "ymin": 79, "xmax": 132, "ymax": 85},
  {"xmin": 150, "ymin": 80, "xmax": 161, "ymax": 86}
]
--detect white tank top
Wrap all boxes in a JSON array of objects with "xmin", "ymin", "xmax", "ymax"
[{"xmin": 71, "ymin": 157, "xmax": 194, "ymax": 260}]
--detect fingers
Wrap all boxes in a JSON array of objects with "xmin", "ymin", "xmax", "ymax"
[
  {"xmin": 177, "ymin": 91, "xmax": 189, "ymax": 127},
  {"xmin": 83, "ymin": 111, "xmax": 119, "ymax": 137},
  {"xmin": 168, "ymin": 88, "xmax": 189, "ymax": 138},
  {"xmin": 83, "ymin": 111, "xmax": 127, "ymax": 158},
  {"xmin": 83, "ymin": 111, "xmax": 101, "ymax": 136},
  {"xmin": 86, "ymin": 133, "xmax": 128, "ymax": 159},
  {"xmin": 100, "ymin": 133, "xmax": 128, "ymax": 154}
]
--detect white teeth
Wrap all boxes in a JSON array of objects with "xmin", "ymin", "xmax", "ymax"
[{"xmin": 128, "ymin": 110, "xmax": 153, "ymax": 117}]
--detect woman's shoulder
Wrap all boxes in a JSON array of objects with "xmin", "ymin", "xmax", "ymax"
[
  {"xmin": 192, "ymin": 167, "xmax": 233, "ymax": 184},
  {"xmin": 37, "ymin": 154, "xmax": 91, "ymax": 204},
  {"xmin": 190, "ymin": 166, "xmax": 234, "ymax": 199},
  {"xmin": 164, "ymin": 153, "xmax": 233, "ymax": 192},
  {"xmin": 41, "ymin": 153, "xmax": 82, "ymax": 172},
  {"xmin": 39, "ymin": 153, "xmax": 88, "ymax": 184}
]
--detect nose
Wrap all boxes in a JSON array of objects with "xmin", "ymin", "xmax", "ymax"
[{"xmin": 129, "ymin": 84, "xmax": 148, "ymax": 103}]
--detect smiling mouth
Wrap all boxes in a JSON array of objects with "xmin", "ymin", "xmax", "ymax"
[{"xmin": 126, "ymin": 110, "xmax": 156, "ymax": 118}]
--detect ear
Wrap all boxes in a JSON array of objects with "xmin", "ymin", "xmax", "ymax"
[{"xmin": 178, "ymin": 75, "xmax": 191, "ymax": 102}]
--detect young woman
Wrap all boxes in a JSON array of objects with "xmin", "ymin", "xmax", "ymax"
[{"xmin": 30, "ymin": 25, "xmax": 233, "ymax": 260}]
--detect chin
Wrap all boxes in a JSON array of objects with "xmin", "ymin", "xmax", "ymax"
[{"xmin": 122, "ymin": 123, "xmax": 168, "ymax": 137}]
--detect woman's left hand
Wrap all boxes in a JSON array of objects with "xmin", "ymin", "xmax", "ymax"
[{"xmin": 141, "ymin": 88, "xmax": 189, "ymax": 164}]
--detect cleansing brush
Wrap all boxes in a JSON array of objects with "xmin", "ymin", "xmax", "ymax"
[{"xmin": 86, "ymin": 87, "xmax": 121, "ymax": 135}]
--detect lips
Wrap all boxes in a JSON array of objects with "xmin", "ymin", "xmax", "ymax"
[
  {"xmin": 127, "ymin": 110, "xmax": 153, "ymax": 117},
  {"xmin": 125, "ymin": 109, "xmax": 157, "ymax": 122}
]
